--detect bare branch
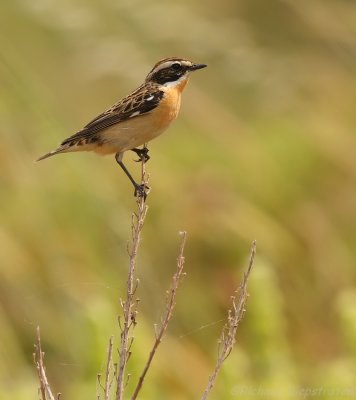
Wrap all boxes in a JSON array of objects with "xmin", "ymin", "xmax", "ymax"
[
  {"xmin": 33, "ymin": 326, "xmax": 56, "ymax": 400},
  {"xmin": 131, "ymin": 231, "xmax": 188, "ymax": 400},
  {"xmin": 201, "ymin": 240, "xmax": 257, "ymax": 400},
  {"xmin": 116, "ymin": 154, "xmax": 149, "ymax": 400}
]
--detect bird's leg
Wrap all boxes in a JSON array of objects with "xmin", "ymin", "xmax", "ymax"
[
  {"xmin": 115, "ymin": 152, "xmax": 148, "ymax": 200},
  {"xmin": 131, "ymin": 146, "xmax": 150, "ymax": 163}
]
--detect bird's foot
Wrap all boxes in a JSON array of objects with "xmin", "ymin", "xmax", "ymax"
[
  {"xmin": 132, "ymin": 147, "xmax": 150, "ymax": 163},
  {"xmin": 134, "ymin": 183, "xmax": 150, "ymax": 201}
]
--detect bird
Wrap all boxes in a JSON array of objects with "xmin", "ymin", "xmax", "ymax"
[{"xmin": 37, "ymin": 57, "xmax": 207, "ymax": 198}]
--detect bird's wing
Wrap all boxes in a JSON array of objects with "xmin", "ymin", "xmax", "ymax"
[{"xmin": 61, "ymin": 84, "xmax": 164, "ymax": 147}]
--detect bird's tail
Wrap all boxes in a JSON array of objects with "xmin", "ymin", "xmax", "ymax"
[{"xmin": 36, "ymin": 147, "xmax": 66, "ymax": 162}]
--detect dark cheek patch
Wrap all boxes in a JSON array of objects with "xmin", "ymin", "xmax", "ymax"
[{"xmin": 152, "ymin": 68, "xmax": 185, "ymax": 84}]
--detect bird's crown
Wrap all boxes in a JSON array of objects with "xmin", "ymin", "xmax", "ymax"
[{"xmin": 145, "ymin": 57, "xmax": 207, "ymax": 85}]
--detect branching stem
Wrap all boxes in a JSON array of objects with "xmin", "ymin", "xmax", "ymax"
[
  {"xmin": 116, "ymin": 153, "xmax": 149, "ymax": 400},
  {"xmin": 131, "ymin": 232, "xmax": 187, "ymax": 400},
  {"xmin": 201, "ymin": 240, "xmax": 257, "ymax": 400}
]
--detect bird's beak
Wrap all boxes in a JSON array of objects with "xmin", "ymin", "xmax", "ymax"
[{"xmin": 189, "ymin": 63, "xmax": 207, "ymax": 71}]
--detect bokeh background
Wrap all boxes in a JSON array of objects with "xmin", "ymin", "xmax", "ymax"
[{"xmin": 1, "ymin": 0, "xmax": 356, "ymax": 399}]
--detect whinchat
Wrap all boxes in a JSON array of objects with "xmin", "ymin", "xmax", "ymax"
[{"xmin": 37, "ymin": 57, "xmax": 207, "ymax": 198}]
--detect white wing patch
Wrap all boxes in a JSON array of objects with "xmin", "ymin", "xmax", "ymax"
[{"xmin": 129, "ymin": 111, "xmax": 140, "ymax": 118}]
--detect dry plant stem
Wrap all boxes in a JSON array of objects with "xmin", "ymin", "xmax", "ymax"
[
  {"xmin": 34, "ymin": 326, "xmax": 56, "ymax": 400},
  {"xmin": 131, "ymin": 231, "xmax": 187, "ymax": 400},
  {"xmin": 201, "ymin": 240, "xmax": 257, "ymax": 400},
  {"xmin": 104, "ymin": 336, "xmax": 114, "ymax": 400},
  {"xmin": 116, "ymin": 155, "xmax": 149, "ymax": 400}
]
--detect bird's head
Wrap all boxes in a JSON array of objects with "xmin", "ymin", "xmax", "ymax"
[{"xmin": 145, "ymin": 57, "xmax": 207, "ymax": 87}]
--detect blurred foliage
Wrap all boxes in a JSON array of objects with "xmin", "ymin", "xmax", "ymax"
[{"xmin": 1, "ymin": 0, "xmax": 356, "ymax": 399}]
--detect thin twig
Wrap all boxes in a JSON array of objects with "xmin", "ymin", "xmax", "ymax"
[
  {"xmin": 201, "ymin": 240, "xmax": 257, "ymax": 400},
  {"xmin": 104, "ymin": 336, "xmax": 114, "ymax": 400},
  {"xmin": 33, "ymin": 326, "xmax": 56, "ymax": 400},
  {"xmin": 131, "ymin": 231, "xmax": 187, "ymax": 400},
  {"xmin": 116, "ymin": 154, "xmax": 149, "ymax": 400}
]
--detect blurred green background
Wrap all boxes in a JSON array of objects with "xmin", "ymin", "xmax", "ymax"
[{"xmin": 1, "ymin": 0, "xmax": 356, "ymax": 399}]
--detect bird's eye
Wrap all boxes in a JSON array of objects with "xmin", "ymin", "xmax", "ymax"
[{"xmin": 171, "ymin": 62, "xmax": 182, "ymax": 70}]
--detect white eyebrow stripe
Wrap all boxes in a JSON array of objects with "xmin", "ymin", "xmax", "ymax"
[
  {"xmin": 154, "ymin": 61, "xmax": 175, "ymax": 72},
  {"xmin": 153, "ymin": 60, "xmax": 191, "ymax": 73}
]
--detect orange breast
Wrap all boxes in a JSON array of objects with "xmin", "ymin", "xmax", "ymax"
[
  {"xmin": 88, "ymin": 78, "xmax": 190, "ymax": 155},
  {"xmin": 156, "ymin": 88, "xmax": 181, "ymax": 125}
]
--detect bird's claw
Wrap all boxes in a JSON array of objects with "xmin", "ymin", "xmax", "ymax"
[
  {"xmin": 134, "ymin": 157, "xmax": 150, "ymax": 163},
  {"xmin": 132, "ymin": 147, "xmax": 150, "ymax": 163},
  {"xmin": 134, "ymin": 184, "xmax": 150, "ymax": 200}
]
